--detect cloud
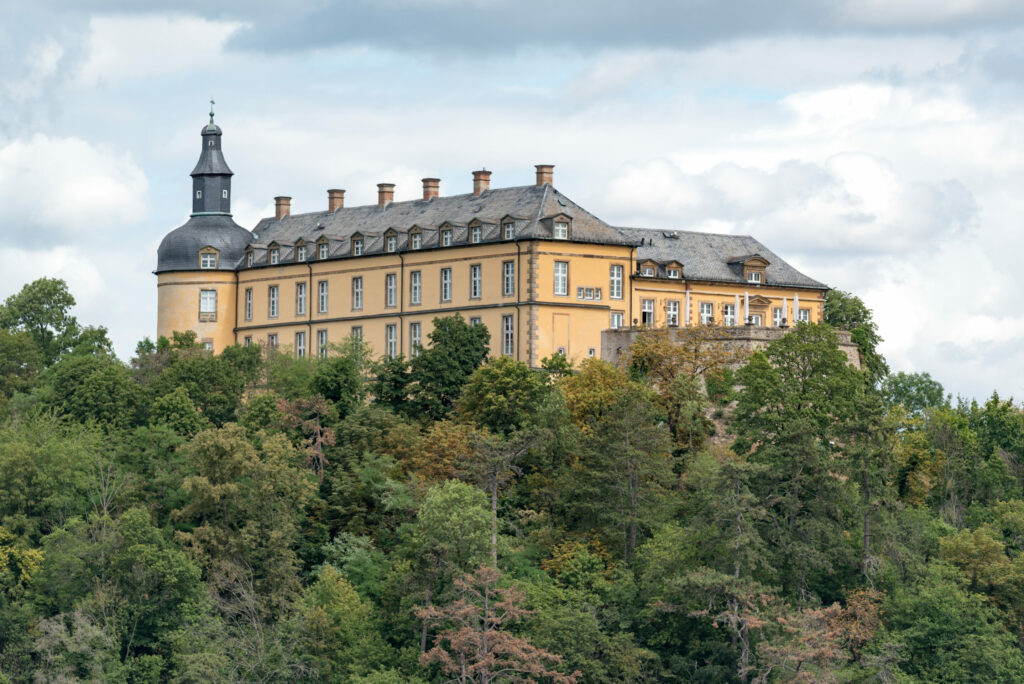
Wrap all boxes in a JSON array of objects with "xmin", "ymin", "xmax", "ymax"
[{"xmin": 0, "ymin": 135, "xmax": 148, "ymax": 247}]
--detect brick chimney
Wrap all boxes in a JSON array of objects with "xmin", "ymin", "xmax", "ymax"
[
  {"xmin": 473, "ymin": 170, "xmax": 491, "ymax": 196},
  {"xmin": 422, "ymin": 178, "xmax": 440, "ymax": 200},
  {"xmin": 274, "ymin": 196, "xmax": 291, "ymax": 220},
  {"xmin": 327, "ymin": 189, "xmax": 345, "ymax": 212},
  {"xmin": 535, "ymin": 164, "xmax": 554, "ymax": 187},
  {"xmin": 377, "ymin": 183, "xmax": 395, "ymax": 208}
]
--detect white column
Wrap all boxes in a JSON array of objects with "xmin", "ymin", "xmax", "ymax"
[
  {"xmin": 744, "ymin": 291, "xmax": 750, "ymax": 324},
  {"xmin": 782, "ymin": 297, "xmax": 788, "ymax": 326},
  {"xmin": 685, "ymin": 291, "xmax": 691, "ymax": 326},
  {"xmin": 794, "ymin": 292, "xmax": 800, "ymax": 323},
  {"xmin": 734, "ymin": 294, "xmax": 740, "ymax": 326}
]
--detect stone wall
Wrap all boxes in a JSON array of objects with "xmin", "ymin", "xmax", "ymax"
[{"xmin": 601, "ymin": 325, "xmax": 862, "ymax": 369}]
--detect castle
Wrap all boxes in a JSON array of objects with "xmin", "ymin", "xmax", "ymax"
[{"xmin": 156, "ymin": 114, "xmax": 829, "ymax": 364}]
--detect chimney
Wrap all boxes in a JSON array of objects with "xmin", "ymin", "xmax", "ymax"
[
  {"xmin": 535, "ymin": 164, "xmax": 554, "ymax": 187},
  {"xmin": 377, "ymin": 183, "xmax": 395, "ymax": 208},
  {"xmin": 422, "ymin": 178, "xmax": 440, "ymax": 201},
  {"xmin": 327, "ymin": 189, "xmax": 345, "ymax": 212},
  {"xmin": 274, "ymin": 196, "xmax": 291, "ymax": 220},
  {"xmin": 473, "ymin": 170, "xmax": 492, "ymax": 196}
]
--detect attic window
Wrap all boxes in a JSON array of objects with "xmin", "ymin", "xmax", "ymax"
[
  {"xmin": 667, "ymin": 268, "xmax": 680, "ymax": 279},
  {"xmin": 642, "ymin": 265, "xmax": 655, "ymax": 277},
  {"xmin": 297, "ymin": 245, "xmax": 307, "ymax": 262},
  {"xmin": 200, "ymin": 252, "xmax": 217, "ymax": 269},
  {"xmin": 503, "ymin": 222, "xmax": 514, "ymax": 240},
  {"xmin": 269, "ymin": 248, "xmax": 280, "ymax": 265},
  {"xmin": 318, "ymin": 243, "xmax": 328, "ymax": 259},
  {"xmin": 748, "ymin": 271, "xmax": 763, "ymax": 284},
  {"xmin": 441, "ymin": 229, "xmax": 452, "ymax": 247},
  {"xmin": 554, "ymin": 221, "xmax": 569, "ymax": 240},
  {"xmin": 471, "ymin": 226, "xmax": 482, "ymax": 243},
  {"xmin": 352, "ymin": 238, "xmax": 363, "ymax": 256},
  {"xmin": 246, "ymin": 252, "xmax": 254, "ymax": 267},
  {"xmin": 411, "ymin": 231, "xmax": 422, "ymax": 250},
  {"xmin": 386, "ymin": 235, "xmax": 397, "ymax": 253}
]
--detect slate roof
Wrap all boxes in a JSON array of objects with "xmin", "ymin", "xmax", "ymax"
[
  {"xmin": 616, "ymin": 227, "xmax": 827, "ymax": 290},
  {"xmin": 191, "ymin": 124, "xmax": 233, "ymax": 176},
  {"xmin": 242, "ymin": 184, "xmax": 630, "ymax": 268},
  {"xmin": 156, "ymin": 214, "xmax": 253, "ymax": 273}
]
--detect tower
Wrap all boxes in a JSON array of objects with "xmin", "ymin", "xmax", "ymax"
[{"xmin": 155, "ymin": 106, "xmax": 252, "ymax": 351}]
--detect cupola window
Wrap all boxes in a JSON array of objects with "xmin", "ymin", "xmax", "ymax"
[
  {"xmin": 200, "ymin": 252, "xmax": 218, "ymax": 269},
  {"xmin": 222, "ymin": 189, "xmax": 228, "ymax": 199},
  {"xmin": 195, "ymin": 190, "xmax": 202, "ymax": 199}
]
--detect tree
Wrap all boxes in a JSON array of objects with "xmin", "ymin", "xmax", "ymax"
[
  {"xmin": 0, "ymin": 329, "xmax": 42, "ymax": 399},
  {"xmin": 45, "ymin": 353, "xmax": 143, "ymax": 429},
  {"xmin": 457, "ymin": 356, "xmax": 549, "ymax": 436},
  {"xmin": 311, "ymin": 353, "xmax": 365, "ymax": 419},
  {"xmin": 408, "ymin": 315, "xmax": 490, "ymax": 422},
  {"xmin": 148, "ymin": 350, "xmax": 244, "ymax": 425},
  {"xmin": 417, "ymin": 564, "xmax": 581, "ymax": 684},
  {"xmin": 278, "ymin": 395, "xmax": 338, "ymax": 480},
  {"xmin": 823, "ymin": 289, "xmax": 888, "ymax": 384},
  {"xmin": 0, "ymin": 278, "xmax": 101, "ymax": 366},
  {"xmin": 880, "ymin": 371, "xmax": 947, "ymax": 413},
  {"xmin": 624, "ymin": 325, "xmax": 744, "ymax": 388}
]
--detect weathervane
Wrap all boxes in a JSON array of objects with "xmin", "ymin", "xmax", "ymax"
[{"xmin": 209, "ymin": 98, "xmax": 215, "ymax": 125}]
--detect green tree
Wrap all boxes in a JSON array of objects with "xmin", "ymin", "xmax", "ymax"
[
  {"xmin": 149, "ymin": 350, "xmax": 244, "ymax": 426},
  {"xmin": 408, "ymin": 315, "xmax": 490, "ymax": 421},
  {"xmin": 823, "ymin": 289, "xmax": 888, "ymax": 384},
  {"xmin": 370, "ymin": 354, "xmax": 411, "ymax": 415},
  {"xmin": 0, "ymin": 329, "xmax": 42, "ymax": 400},
  {"xmin": 881, "ymin": 371, "xmax": 948, "ymax": 413},
  {"xmin": 45, "ymin": 354, "xmax": 143, "ymax": 429},
  {"xmin": 457, "ymin": 356, "xmax": 549, "ymax": 436}
]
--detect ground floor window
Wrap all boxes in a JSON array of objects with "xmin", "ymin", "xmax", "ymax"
[
  {"xmin": 317, "ymin": 329, "xmax": 328, "ymax": 358},
  {"xmin": 295, "ymin": 331, "xmax": 306, "ymax": 358},
  {"xmin": 610, "ymin": 312, "xmax": 624, "ymax": 329},
  {"xmin": 666, "ymin": 300, "xmax": 679, "ymax": 326},
  {"xmin": 386, "ymin": 324, "xmax": 397, "ymax": 358},
  {"xmin": 723, "ymin": 304, "xmax": 736, "ymax": 326},
  {"xmin": 700, "ymin": 302, "xmax": 714, "ymax": 325},
  {"xmin": 410, "ymin": 322, "xmax": 421, "ymax": 357},
  {"xmin": 641, "ymin": 299, "xmax": 654, "ymax": 326},
  {"xmin": 502, "ymin": 315, "xmax": 514, "ymax": 356}
]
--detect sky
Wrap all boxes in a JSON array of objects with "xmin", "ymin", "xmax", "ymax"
[{"xmin": 2, "ymin": 0, "xmax": 1024, "ymax": 400}]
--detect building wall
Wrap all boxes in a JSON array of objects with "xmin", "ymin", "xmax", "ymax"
[
  {"xmin": 157, "ymin": 271, "xmax": 237, "ymax": 351},
  {"xmin": 631, "ymin": 279, "xmax": 825, "ymax": 328}
]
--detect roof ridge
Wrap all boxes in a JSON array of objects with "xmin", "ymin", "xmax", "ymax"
[{"xmin": 615, "ymin": 225, "xmax": 755, "ymax": 240}]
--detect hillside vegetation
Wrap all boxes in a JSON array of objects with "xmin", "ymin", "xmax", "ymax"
[{"xmin": 1, "ymin": 278, "xmax": 1023, "ymax": 683}]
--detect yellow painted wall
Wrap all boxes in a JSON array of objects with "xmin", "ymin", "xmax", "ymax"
[
  {"xmin": 631, "ymin": 279, "xmax": 824, "ymax": 329},
  {"xmin": 156, "ymin": 271, "xmax": 237, "ymax": 352}
]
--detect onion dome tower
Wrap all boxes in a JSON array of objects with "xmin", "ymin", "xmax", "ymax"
[{"xmin": 155, "ymin": 103, "xmax": 252, "ymax": 351}]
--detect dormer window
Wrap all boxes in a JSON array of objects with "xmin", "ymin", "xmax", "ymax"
[
  {"xmin": 411, "ymin": 231, "xmax": 422, "ymax": 250},
  {"xmin": 503, "ymin": 222, "xmax": 514, "ymax": 240},
  {"xmin": 200, "ymin": 251, "xmax": 218, "ymax": 269},
  {"xmin": 642, "ymin": 266, "xmax": 655, "ymax": 277},
  {"xmin": 269, "ymin": 248, "xmax": 280, "ymax": 265},
  {"xmin": 441, "ymin": 229, "xmax": 452, "ymax": 247},
  {"xmin": 318, "ymin": 242, "xmax": 328, "ymax": 259},
  {"xmin": 386, "ymin": 235, "xmax": 397, "ymax": 253},
  {"xmin": 748, "ymin": 271, "xmax": 763, "ymax": 284},
  {"xmin": 352, "ymin": 237, "xmax": 363, "ymax": 256},
  {"xmin": 246, "ymin": 251, "xmax": 254, "ymax": 267},
  {"xmin": 554, "ymin": 221, "xmax": 569, "ymax": 239},
  {"xmin": 297, "ymin": 245, "xmax": 307, "ymax": 262},
  {"xmin": 471, "ymin": 226, "xmax": 482, "ymax": 243}
]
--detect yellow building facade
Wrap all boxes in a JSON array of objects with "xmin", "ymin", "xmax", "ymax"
[{"xmin": 156, "ymin": 119, "xmax": 828, "ymax": 363}]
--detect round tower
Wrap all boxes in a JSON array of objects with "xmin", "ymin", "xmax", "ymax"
[{"xmin": 155, "ymin": 105, "xmax": 252, "ymax": 352}]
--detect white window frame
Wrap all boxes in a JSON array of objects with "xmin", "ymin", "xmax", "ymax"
[
  {"xmin": 351, "ymin": 326, "xmax": 362, "ymax": 342},
  {"xmin": 352, "ymin": 238, "xmax": 363, "ymax": 256},
  {"xmin": 295, "ymin": 331, "xmax": 306, "ymax": 359},
  {"xmin": 641, "ymin": 299, "xmax": 654, "ymax": 326},
  {"xmin": 410, "ymin": 322, "xmax": 421, "ymax": 357},
  {"xmin": 503, "ymin": 261, "xmax": 515, "ymax": 296},
  {"xmin": 748, "ymin": 271, "xmax": 763, "ymax": 284},
  {"xmin": 503, "ymin": 222, "xmax": 514, "ymax": 239},
  {"xmin": 554, "ymin": 261, "xmax": 568, "ymax": 296},
  {"xmin": 385, "ymin": 324, "xmax": 397, "ymax": 358},
  {"xmin": 222, "ymin": 189, "xmax": 228, "ymax": 199},
  {"xmin": 667, "ymin": 300, "xmax": 680, "ymax": 326},
  {"xmin": 386, "ymin": 273, "xmax": 397, "ymax": 307},
  {"xmin": 723, "ymin": 303, "xmax": 736, "ymax": 326},
  {"xmin": 773, "ymin": 307, "xmax": 784, "ymax": 327},
  {"xmin": 700, "ymin": 302, "xmax": 714, "ymax": 325},
  {"xmin": 470, "ymin": 264, "xmax": 481, "ymax": 299},
  {"xmin": 797, "ymin": 308, "xmax": 810, "ymax": 323},
  {"xmin": 441, "ymin": 229, "xmax": 452, "ymax": 247},
  {"xmin": 268, "ymin": 333, "xmax": 278, "ymax": 348},
  {"xmin": 554, "ymin": 221, "xmax": 568, "ymax": 239},
  {"xmin": 352, "ymin": 276, "xmax": 363, "ymax": 310},
  {"xmin": 318, "ymin": 243, "xmax": 329, "ymax": 259},
  {"xmin": 244, "ymin": 288, "xmax": 253, "ymax": 321},
  {"xmin": 502, "ymin": 314, "xmax": 514, "ymax": 356},
  {"xmin": 296, "ymin": 282, "xmax": 307, "ymax": 315},
  {"xmin": 642, "ymin": 266, "xmax": 655, "ymax": 277},
  {"xmin": 610, "ymin": 265, "xmax": 623, "ymax": 299},
  {"xmin": 318, "ymin": 281, "xmax": 328, "ymax": 313},
  {"xmin": 441, "ymin": 268, "xmax": 452, "ymax": 302},
  {"xmin": 269, "ymin": 249, "xmax": 280, "ymax": 265},
  {"xmin": 386, "ymin": 235, "xmax": 397, "ymax": 253},
  {"xmin": 471, "ymin": 225, "xmax": 482, "ymax": 243},
  {"xmin": 667, "ymin": 268, "xmax": 680, "ymax": 279},
  {"xmin": 195, "ymin": 190, "xmax": 202, "ymax": 199},
  {"xmin": 247, "ymin": 252, "xmax": 254, "ymax": 267},
  {"xmin": 470, "ymin": 317, "xmax": 482, "ymax": 326},
  {"xmin": 317, "ymin": 329, "xmax": 328, "ymax": 358},
  {"xmin": 410, "ymin": 271, "xmax": 422, "ymax": 305},
  {"xmin": 411, "ymin": 232, "xmax": 422, "ymax": 250},
  {"xmin": 750, "ymin": 314, "xmax": 762, "ymax": 326},
  {"xmin": 200, "ymin": 252, "xmax": 217, "ymax": 269},
  {"xmin": 297, "ymin": 245, "xmax": 307, "ymax": 262},
  {"xmin": 200, "ymin": 289, "xmax": 217, "ymax": 314},
  {"xmin": 611, "ymin": 312, "xmax": 624, "ymax": 329},
  {"xmin": 268, "ymin": 285, "xmax": 279, "ymax": 318}
]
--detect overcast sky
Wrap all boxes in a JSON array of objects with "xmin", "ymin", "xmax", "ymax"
[{"xmin": 2, "ymin": 0, "xmax": 1024, "ymax": 400}]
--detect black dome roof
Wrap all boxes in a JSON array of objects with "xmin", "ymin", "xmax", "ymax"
[{"xmin": 156, "ymin": 214, "xmax": 252, "ymax": 273}]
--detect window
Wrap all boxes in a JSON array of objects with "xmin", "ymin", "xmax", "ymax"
[
  {"xmin": 352, "ymin": 238, "xmax": 363, "ymax": 256},
  {"xmin": 195, "ymin": 190, "xmax": 202, "ymax": 199},
  {"xmin": 667, "ymin": 300, "xmax": 680, "ymax": 326},
  {"xmin": 577, "ymin": 287, "xmax": 585, "ymax": 300},
  {"xmin": 385, "ymin": 324, "xmax": 397, "ymax": 358},
  {"xmin": 554, "ymin": 261, "xmax": 568, "ymax": 296},
  {"xmin": 318, "ymin": 243, "xmax": 329, "ymax": 259},
  {"xmin": 471, "ymin": 226, "xmax": 482, "ymax": 243},
  {"xmin": 503, "ymin": 222, "xmax": 514, "ymax": 239},
  {"xmin": 411, "ymin": 232, "xmax": 422, "ymax": 250},
  {"xmin": 773, "ymin": 307, "xmax": 784, "ymax": 327},
  {"xmin": 595, "ymin": 288, "xmax": 602, "ymax": 300},
  {"xmin": 641, "ymin": 299, "xmax": 654, "ymax": 326},
  {"xmin": 502, "ymin": 315, "xmax": 514, "ymax": 356},
  {"xmin": 470, "ymin": 317, "xmax": 482, "ymax": 326},
  {"xmin": 700, "ymin": 302, "xmax": 714, "ymax": 325},
  {"xmin": 410, "ymin": 271, "xmax": 422, "ymax": 305},
  {"xmin": 268, "ymin": 333, "xmax": 278, "ymax": 348},
  {"xmin": 641, "ymin": 265, "xmax": 655, "ymax": 277},
  {"xmin": 503, "ymin": 261, "xmax": 515, "ymax": 296},
  {"xmin": 797, "ymin": 308, "xmax": 810, "ymax": 323},
  {"xmin": 667, "ymin": 268, "xmax": 680, "ymax": 279},
  {"xmin": 723, "ymin": 303, "xmax": 736, "ymax": 326},
  {"xmin": 296, "ymin": 282, "xmax": 306, "ymax": 315},
  {"xmin": 318, "ymin": 281, "xmax": 328, "ymax": 313},
  {"xmin": 470, "ymin": 264, "xmax": 481, "ymax": 299},
  {"xmin": 247, "ymin": 252, "xmax": 254, "ymax": 267},
  {"xmin": 410, "ymin": 322, "xmax": 421, "ymax": 357},
  {"xmin": 244, "ymin": 336, "xmax": 252, "ymax": 347},
  {"xmin": 386, "ymin": 273, "xmax": 397, "ymax": 307},
  {"xmin": 585, "ymin": 287, "xmax": 595, "ymax": 300},
  {"xmin": 441, "ymin": 229, "xmax": 452, "ymax": 247},
  {"xmin": 351, "ymin": 326, "xmax": 362, "ymax": 342},
  {"xmin": 750, "ymin": 314, "xmax": 762, "ymax": 326},
  {"xmin": 295, "ymin": 331, "xmax": 306, "ymax": 359},
  {"xmin": 610, "ymin": 265, "xmax": 623, "ymax": 299},
  {"xmin": 554, "ymin": 221, "xmax": 568, "ymax": 239},
  {"xmin": 748, "ymin": 271, "xmax": 763, "ymax": 284},
  {"xmin": 244, "ymin": 288, "xmax": 253, "ymax": 321},
  {"xmin": 611, "ymin": 312, "xmax": 624, "ymax": 329},
  {"xmin": 200, "ymin": 289, "xmax": 217, "ymax": 314},
  {"xmin": 352, "ymin": 277, "xmax": 363, "ymax": 310},
  {"xmin": 201, "ymin": 341, "xmax": 213, "ymax": 351},
  {"xmin": 297, "ymin": 245, "xmax": 307, "ymax": 262},
  {"xmin": 208, "ymin": 140, "xmax": 214, "ymax": 147},
  {"xmin": 268, "ymin": 286, "xmax": 279, "ymax": 318},
  {"xmin": 588, "ymin": 348, "xmax": 596, "ymax": 358},
  {"xmin": 386, "ymin": 235, "xmax": 397, "ymax": 253},
  {"xmin": 200, "ymin": 252, "xmax": 217, "ymax": 269},
  {"xmin": 317, "ymin": 330, "xmax": 328, "ymax": 358},
  {"xmin": 269, "ymin": 248, "xmax": 279, "ymax": 265},
  {"xmin": 441, "ymin": 268, "xmax": 452, "ymax": 302},
  {"xmin": 222, "ymin": 189, "xmax": 228, "ymax": 199}
]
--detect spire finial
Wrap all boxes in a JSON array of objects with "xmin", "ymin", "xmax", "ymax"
[{"xmin": 209, "ymin": 98, "xmax": 215, "ymax": 125}]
